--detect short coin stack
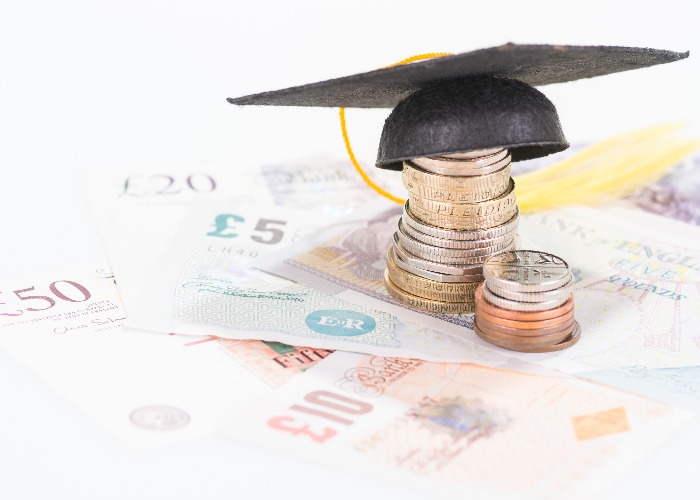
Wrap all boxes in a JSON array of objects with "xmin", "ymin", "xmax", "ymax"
[
  {"xmin": 384, "ymin": 148, "xmax": 519, "ymax": 314},
  {"xmin": 474, "ymin": 250, "xmax": 580, "ymax": 352}
]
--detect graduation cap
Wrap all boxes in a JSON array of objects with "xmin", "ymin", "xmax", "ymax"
[{"xmin": 227, "ymin": 44, "xmax": 688, "ymax": 170}]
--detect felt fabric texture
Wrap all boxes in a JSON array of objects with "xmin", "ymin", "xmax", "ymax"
[
  {"xmin": 227, "ymin": 43, "xmax": 687, "ymax": 165},
  {"xmin": 376, "ymin": 77, "xmax": 568, "ymax": 169},
  {"xmin": 227, "ymin": 44, "xmax": 688, "ymax": 108}
]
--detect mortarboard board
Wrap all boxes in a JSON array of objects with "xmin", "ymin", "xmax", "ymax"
[{"xmin": 227, "ymin": 43, "xmax": 688, "ymax": 170}]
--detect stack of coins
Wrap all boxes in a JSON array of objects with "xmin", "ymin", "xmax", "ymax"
[
  {"xmin": 474, "ymin": 250, "xmax": 580, "ymax": 352},
  {"xmin": 384, "ymin": 148, "xmax": 519, "ymax": 314}
]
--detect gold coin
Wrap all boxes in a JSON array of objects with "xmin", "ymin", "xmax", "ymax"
[
  {"xmin": 384, "ymin": 271, "xmax": 475, "ymax": 314},
  {"xmin": 409, "ymin": 150, "xmax": 510, "ymax": 176},
  {"xmin": 404, "ymin": 201, "xmax": 520, "ymax": 241},
  {"xmin": 402, "ymin": 162, "xmax": 511, "ymax": 203},
  {"xmin": 386, "ymin": 248, "xmax": 480, "ymax": 301},
  {"xmin": 399, "ymin": 217, "xmax": 516, "ymax": 250},
  {"xmin": 390, "ymin": 246, "xmax": 483, "ymax": 283},
  {"xmin": 392, "ymin": 234, "xmax": 484, "ymax": 276},
  {"xmin": 396, "ymin": 228, "xmax": 516, "ymax": 264},
  {"xmin": 408, "ymin": 178, "xmax": 516, "ymax": 218},
  {"xmin": 388, "ymin": 267, "xmax": 478, "ymax": 301},
  {"xmin": 409, "ymin": 199, "xmax": 518, "ymax": 231}
]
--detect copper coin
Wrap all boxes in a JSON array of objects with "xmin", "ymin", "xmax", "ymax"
[
  {"xmin": 474, "ymin": 317, "xmax": 575, "ymax": 345},
  {"xmin": 482, "ymin": 283, "xmax": 569, "ymax": 311},
  {"xmin": 474, "ymin": 322, "xmax": 581, "ymax": 353},
  {"xmin": 474, "ymin": 284, "xmax": 574, "ymax": 320},
  {"xmin": 476, "ymin": 314, "xmax": 575, "ymax": 338},
  {"xmin": 474, "ymin": 306, "xmax": 575, "ymax": 330},
  {"xmin": 476, "ymin": 326, "xmax": 573, "ymax": 347}
]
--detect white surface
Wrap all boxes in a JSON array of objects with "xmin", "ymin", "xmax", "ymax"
[{"xmin": 1, "ymin": 1, "xmax": 699, "ymax": 498}]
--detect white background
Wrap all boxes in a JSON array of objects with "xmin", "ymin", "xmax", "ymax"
[{"xmin": 1, "ymin": 1, "xmax": 699, "ymax": 499}]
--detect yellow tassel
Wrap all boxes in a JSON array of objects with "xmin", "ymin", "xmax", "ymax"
[
  {"xmin": 339, "ymin": 107, "xmax": 405, "ymax": 205},
  {"xmin": 515, "ymin": 124, "xmax": 699, "ymax": 212},
  {"xmin": 339, "ymin": 52, "xmax": 453, "ymax": 205}
]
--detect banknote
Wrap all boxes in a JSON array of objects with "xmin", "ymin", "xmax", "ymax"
[
  {"xmin": 578, "ymin": 365, "xmax": 700, "ymax": 412},
  {"xmin": 510, "ymin": 150, "xmax": 700, "ymax": 409},
  {"xmin": 254, "ymin": 199, "xmax": 478, "ymax": 335},
  {"xmin": 623, "ymin": 153, "xmax": 700, "ymax": 226},
  {"xmin": 82, "ymin": 160, "xmax": 384, "ymax": 316},
  {"xmin": 0, "ymin": 260, "xmax": 123, "ymax": 334},
  {"xmin": 82, "ymin": 163, "xmax": 272, "ymax": 315},
  {"xmin": 0, "ymin": 260, "xmax": 337, "ymax": 449},
  {"xmin": 225, "ymin": 350, "xmax": 695, "ymax": 500},
  {"xmin": 259, "ymin": 159, "xmax": 389, "ymax": 215},
  {"xmin": 85, "ymin": 156, "xmax": 700, "ymax": 406},
  {"xmin": 514, "ymin": 205, "xmax": 700, "ymax": 410},
  {"xmin": 126, "ymin": 200, "xmax": 514, "ymax": 363},
  {"xmin": 511, "ymin": 205, "xmax": 700, "ymax": 371}
]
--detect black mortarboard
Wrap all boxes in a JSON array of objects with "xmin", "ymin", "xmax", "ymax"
[{"xmin": 227, "ymin": 44, "xmax": 688, "ymax": 170}]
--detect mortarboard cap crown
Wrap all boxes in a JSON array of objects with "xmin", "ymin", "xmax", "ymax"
[{"xmin": 227, "ymin": 44, "xmax": 688, "ymax": 168}]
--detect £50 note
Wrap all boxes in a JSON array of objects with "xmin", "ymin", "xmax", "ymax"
[{"xmin": 0, "ymin": 259, "xmax": 341, "ymax": 449}]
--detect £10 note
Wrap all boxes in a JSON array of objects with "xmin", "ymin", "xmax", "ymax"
[{"xmin": 225, "ymin": 350, "xmax": 695, "ymax": 500}]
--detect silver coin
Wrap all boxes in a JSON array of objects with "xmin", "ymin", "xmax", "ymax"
[
  {"xmin": 392, "ymin": 233, "xmax": 483, "ymax": 276},
  {"xmin": 486, "ymin": 275, "xmax": 574, "ymax": 303},
  {"xmin": 483, "ymin": 250, "xmax": 572, "ymax": 292},
  {"xmin": 411, "ymin": 148, "xmax": 508, "ymax": 166},
  {"xmin": 412, "ymin": 148, "xmax": 508, "ymax": 167},
  {"xmin": 396, "ymin": 225, "xmax": 515, "ymax": 259},
  {"xmin": 482, "ymin": 283, "xmax": 571, "ymax": 311},
  {"xmin": 440, "ymin": 148, "xmax": 504, "ymax": 159},
  {"xmin": 409, "ymin": 154, "xmax": 511, "ymax": 177},
  {"xmin": 409, "ymin": 201, "xmax": 518, "ymax": 231},
  {"xmin": 403, "ymin": 201, "xmax": 520, "ymax": 241},
  {"xmin": 398, "ymin": 218, "xmax": 515, "ymax": 250},
  {"xmin": 397, "ymin": 234, "xmax": 516, "ymax": 265},
  {"xmin": 386, "ymin": 260, "xmax": 479, "ymax": 302},
  {"xmin": 390, "ymin": 247, "xmax": 483, "ymax": 283}
]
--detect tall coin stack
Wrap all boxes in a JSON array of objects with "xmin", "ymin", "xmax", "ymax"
[
  {"xmin": 384, "ymin": 148, "xmax": 519, "ymax": 314},
  {"xmin": 474, "ymin": 250, "xmax": 580, "ymax": 352}
]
